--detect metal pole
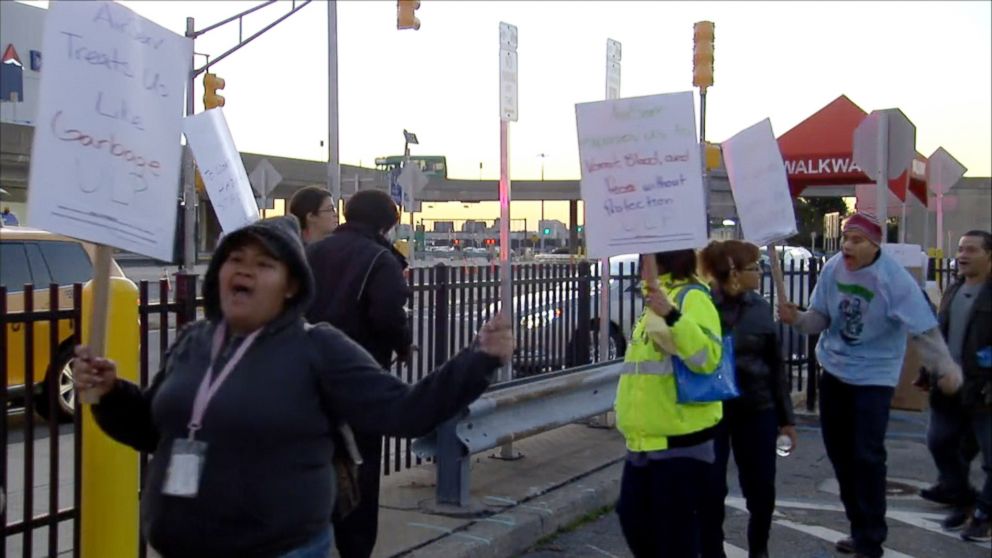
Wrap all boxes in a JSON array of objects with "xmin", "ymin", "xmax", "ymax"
[
  {"xmin": 405, "ymin": 140, "xmax": 415, "ymax": 267},
  {"xmin": 182, "ymin": 17, "xmax": 197, "ymax": 272},
  {"xmin": 327, "ymin": 1, "xmax": 341, "ymax": 205},
  {"xmin": 497, "ymin": 118, "xmax": 517, "ymax": 459},
  {"xmin": 876, "ymin": 111, "xmax": 889, "ymax": 244}
]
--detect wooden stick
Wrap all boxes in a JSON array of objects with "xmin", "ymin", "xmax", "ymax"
[
  {"xmin": 641, "ymin": 253, "xmax": 659, "ymax": 287},
  {"xmin": 79, "ymin": 244, "xmax": 112, "ymax": 405},
  {"xmin": 767, "ymin": 242, "xmax": 788, "ymax": 310}
]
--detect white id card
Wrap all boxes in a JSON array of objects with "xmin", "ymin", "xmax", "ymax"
[{"xmin": 162, "ymin": 438, "xmax": 207, "ymax": 498}]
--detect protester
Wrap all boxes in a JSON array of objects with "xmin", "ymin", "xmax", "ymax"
[
  {"xmin": 920, "ymin": 230, "xmax": 992, "ymax": 541},
  {"xmin": 305, "ymin": 190, "xmax": 412, "ymax": 558},
  {"xmin": 1, "ymin": 207, "xmax": 18, "ymax": 226},
  {"xmin": 73, "ymin": 216, "xmax": 513, "ymax": 558},
  {"xmin": 615, "ymin": 249, "xmax": 724, "ymax": 558},
  {"xmin": 780, "ymin": 212, "xmax": 963, "ymax": 558},
  {"xmin": 289, "ymin": 186, "xmax": 338, "ymax": 244},
  {"xmin": 699, "ymin": 240, "xmax": 796, "ymax": 558}
]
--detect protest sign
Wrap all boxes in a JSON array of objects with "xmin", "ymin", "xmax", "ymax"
[
  {"xmin": 575, "ymin": 91, "xmax": 707, "ymax": 259},
  {"xmin": 27, "ymin": 0, "xmax": 191, "ymax": 261},
  {"xmin": 183, "ymin": 108, "xmax": 258, "ymax": 232},
  {"xmin": 722, "ymin": 118, "xmax": 797, "ymax": 246}
]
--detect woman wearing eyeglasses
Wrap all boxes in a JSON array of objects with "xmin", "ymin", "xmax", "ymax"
[
  {"xmin": 289, "ymin": 186, "xmax": 339, "ymax": 245},
  {"xmin": 699, "ymin": 240, "xmax": 797, "ymax": 558}
]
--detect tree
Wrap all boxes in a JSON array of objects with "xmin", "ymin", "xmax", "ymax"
[{"xmin": 792, "ymin": 196, "xmax": 848, "ymax": 250}]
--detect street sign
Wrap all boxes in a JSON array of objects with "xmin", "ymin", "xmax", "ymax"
[
  {"xmin": 397, "ymin": 162, "xmax": 428, "ymax": 213},
  {"xmin": 853, "ymin": 108, "xmax": 916, "ymax": 181},
  {"xmin": 606, "ymin": 38, "xmax": 621, "ymax": 100},
  {"xmin": 499, "ymin": 22, "xmax": 518, "ymax": 122},
  {"xmin": 249, "ymin": 158, "xmax": 282, "ymax": 199},
  {"xmin": 926, "ymin": 147, "xmax": 966, "ymax": 195}
]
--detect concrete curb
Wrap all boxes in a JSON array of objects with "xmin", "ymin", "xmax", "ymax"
[{"xmin": 398, "ymin": 459, "xmax": 624, "ymax": 558}]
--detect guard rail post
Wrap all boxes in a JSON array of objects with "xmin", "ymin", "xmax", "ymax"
[{"xmin": 805, "ymin": 257, "xmax": 821, "ymax": 412}]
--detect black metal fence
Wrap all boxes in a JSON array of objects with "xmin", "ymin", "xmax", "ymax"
[{"xmin": 1, "ymin": 257, "xmax": 958, "ymax": 556}]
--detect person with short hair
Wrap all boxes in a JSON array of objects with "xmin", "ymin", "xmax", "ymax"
[
  {"xmin": 699, "ymin": 240, "xmax": 796, "ymax": 558},
  {"xmin": 1, "ymin": 207, "xmax": 19, "ymax": 226},
  {"xmin": 288, "ymin": 186, "xmax": 338, "ymax": 244},
  {"xmin": 615, "ymin": 249, "xmax": 724, "ymax": 557},
  {"xmin": 921, "ymin": 230, "xmax": 992, "ymax": 541},
  {"xmin": 305, "ymin": 189, "xmax": 412, "ymax": 558},
  {"xmin": 781, "ymin": 212, "xmax": 963, "ymax": 558}
]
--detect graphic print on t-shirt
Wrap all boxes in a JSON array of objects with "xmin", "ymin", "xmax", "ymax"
[{"xmin": 836, "ymin": 282, "xmax": 875, "ymax": 345}]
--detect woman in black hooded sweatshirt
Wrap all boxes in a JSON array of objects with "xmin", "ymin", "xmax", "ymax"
[{"xmin": 72, "ymin": 216, "xmax": 513, "ymax": 558}]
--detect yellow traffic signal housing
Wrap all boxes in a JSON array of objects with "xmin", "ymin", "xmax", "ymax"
[
  {"xmin": 693, "ymin": 21, "xmax": 715, "ymax": 91},
  {"xmin": 397, "ymin": 0, "xmax": 421, "ymax": 30},
  {"xmin": 203, "ymin": 72, "xmax": 226, "ymax": 109},
  {"xmin": 704, "ymin": 142, "xmax": 722, "ymax": 171}
]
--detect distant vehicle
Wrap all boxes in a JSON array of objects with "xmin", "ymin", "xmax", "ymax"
[
  {"xmin": 1, "ymin": 226, "xmax": 126, "ymax": 420},
  {"xmin": 374, "ymin": 155, "xmax": 448, "ymax": 179}
]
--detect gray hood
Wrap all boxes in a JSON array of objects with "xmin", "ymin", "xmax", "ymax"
[{"xmin": 203, "ymin": 216, "xmax": 315, "ymax": 328}]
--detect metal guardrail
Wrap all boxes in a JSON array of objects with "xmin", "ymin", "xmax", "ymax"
[{"xmin": 412, "ymin": 360, "xmax": 622, "ymax": 509}]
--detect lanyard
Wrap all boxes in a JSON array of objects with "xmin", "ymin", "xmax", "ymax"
[{"xmin": 187, "ymin": 323, "xmax": 261, "ymax": 440}]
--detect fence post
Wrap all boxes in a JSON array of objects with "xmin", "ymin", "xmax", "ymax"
[
  {"xmin": 805, "ymin": 257, "xmax": 821, "ymax": 412},
  {"xmin": 429, "ymin": 262, "xmax": 474, "ymax": 509},
  {"xmin": 174, "ymin": 272, "xmax": 198, "ymax": 328},
  {"xmin": 575, "ymin": 262, "xmax": 592, "ymax": 366}
]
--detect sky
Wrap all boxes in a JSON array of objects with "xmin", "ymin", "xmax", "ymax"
[{"xmin": 17, "ymin": 0, "xmax": 992, "ymax": 227}]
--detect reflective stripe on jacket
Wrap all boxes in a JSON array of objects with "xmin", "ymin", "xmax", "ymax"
[{"xmin": 614, "ymin": 274, "xmax": 724, "ymax": 452}]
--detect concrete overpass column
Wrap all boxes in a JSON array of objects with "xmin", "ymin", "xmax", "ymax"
[{"xmin": 569, "ymin": 200, "xmax": 579, "ymax": 254}]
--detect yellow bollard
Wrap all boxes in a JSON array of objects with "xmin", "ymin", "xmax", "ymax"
[{"xmin": 81, "ymin": 276, "xmax": 141, "ymax": 558}]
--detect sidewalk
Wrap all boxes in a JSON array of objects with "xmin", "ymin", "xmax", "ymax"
[{"xmin": 363, "ymin": 423, "xmax": 627, "ymax": 558}]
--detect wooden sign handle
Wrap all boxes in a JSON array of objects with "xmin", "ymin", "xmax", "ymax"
[
  {"xmin": 79, "ymin": 244, "xmax": 112, "ymax": 405},
  {"xmin": 767, "ymin": 242, "xmax": 788, "ymax": 311}
]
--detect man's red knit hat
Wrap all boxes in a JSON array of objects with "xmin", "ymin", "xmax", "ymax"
[{"xmin": 843, "ymin": 212, "xmax": 883, "ymax": 245}]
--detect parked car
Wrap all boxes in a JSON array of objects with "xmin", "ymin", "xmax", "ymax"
[{"xmin": 1, "ymin": 226, "xmax": 126, "ymax": 420}]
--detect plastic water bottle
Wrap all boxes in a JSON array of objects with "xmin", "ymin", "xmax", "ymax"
[{"xmin": 776, "ymin": 434, "xmax": 793, "ymax": 457}]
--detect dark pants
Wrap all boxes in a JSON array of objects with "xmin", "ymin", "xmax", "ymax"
[
  {"xmin": 819, "ymin": 372, "xmax": 894, "ymax": 558},
  {"xmin": 927, "ymin": 397, "xmax": 980, "ymax": 506},
  {"xmin": 701, "ymin": 409, "xmax": 779, "ymax": 558},
  {"xmin": 973, "ymin": 411, "xmax": 992, "ymax": 516},
  {"xmin": 617, "ymin": 457, "xmax": 710, "ymax": 558},
  {"xmin": 333, "ymin": 431, "xmax": 382, "ymax": 558}
]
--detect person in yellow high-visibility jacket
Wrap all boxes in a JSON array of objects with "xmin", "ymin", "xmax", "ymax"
[{"xmin": 615, "ymin": 249, "xmax": 724, "ymax": 558}]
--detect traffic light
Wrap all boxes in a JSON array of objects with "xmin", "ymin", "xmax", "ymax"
[
  {"xmin": 704, "ymin": 142, "xmax": 722, "ymax": 171},
  {"xmin": 397, "ymin": 0, "xmax": 421, "ymax": 30},
  {"xmin": 577, "ymin": 225, "xmax": 584, "ymax": 233},
  {"xmin": 542, "ymin": 227, "xmax": 552, "ymax": 236},
  {"xmin": 692, "ymin": 21, "xmax": 715, "ymax": 91},
  {"xmin": 195, "ymin": 165, "xmax": 206, "ymax": 193},
  {"xmin": 203, "ymin": 72, "xmax": 226, "ymax": 109}
]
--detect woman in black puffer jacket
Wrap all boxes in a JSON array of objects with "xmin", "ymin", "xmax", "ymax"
[{"xmin": 698, "ymin": 240, "xmax": 797, "ymax": 558}]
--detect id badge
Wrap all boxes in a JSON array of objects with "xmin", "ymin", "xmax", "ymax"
[{"xmin": 162, "ymin": 438, "xmax": 207, "ymax": 498}]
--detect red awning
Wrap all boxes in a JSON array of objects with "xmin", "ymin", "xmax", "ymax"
[{"xmin": 777, "ymin": 95, "xmax": 928, "ymax": 205}]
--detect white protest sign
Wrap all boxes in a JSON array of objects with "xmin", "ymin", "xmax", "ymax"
[
  {"xmin": 722, "ymin": 118, "xmax": 797, "ymax": 245},
  {"xmin": 183, "ymin": 108, "xmax": 258, "ymax": 232},
  {"xmin": 882, "ymin": 243, "xmax": 925, "ymax": 269},
  {"xmin": 26, "ymin": 0, "xmax": 191, "ymax": 261},
  {"xmin": 575, "ymin": 91, "xmax": 707, "ymax": 258}
]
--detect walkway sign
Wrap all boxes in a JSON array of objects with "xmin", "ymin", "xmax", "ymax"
[
  {"xmin": 27, "ymin": 0, "xmax": 191, "ymax": 261},
  {"xmin": 575, "ymin": 91, "xmax": 707, "ymax": 258},
  {"xmin": 249, "ymin": 158, "xmax": 282, "ymax": 211},
  {"xmin": 722, "ymin": 118, "xmax": 797, "ymax": 246}
]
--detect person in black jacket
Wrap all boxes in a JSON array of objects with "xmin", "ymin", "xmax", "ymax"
[
  {"xmin": 921, "ymin": 230, "xmax": 992, "ymax": 541},
  {"xmin": 698, "ymin": 240, "xmax": 797, "ymax": 558},
  {"xmin": 305, "ymin": 190, "xmax": 413, "ymax": 558},
  {"xmin": 71, "ymin": 216, "xmax": 513, "ymax": 558}
]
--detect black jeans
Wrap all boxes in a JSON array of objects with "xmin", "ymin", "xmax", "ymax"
[
  {"xmin": 617, "ymin": 456, "xmax": 710, "ymax": 558},
  {"xmin": 333, "ymin": 431, "xmax": 382, "ymax": 558},
  {"xmin": 701, "ymin": 409, "xmax": 779, "ymax": 558},
  {"xmin": 819, "ymin": 372, "xmax": 894, "ymax": 558},
  {"xmin": 926, "ymin": 396, "xmax": 980, "ymax": 506}
]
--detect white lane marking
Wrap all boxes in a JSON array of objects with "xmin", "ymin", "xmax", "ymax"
[
  {"xmin": 723, "ymin": 542, "xmax": 749, "ymax": 557},
  {"xmin": 479, "ymin": 513, "xmax": 516, "ymax": 527},
  {"xmin": 888, "ymin": 511, "xmax": 992, "ymax": 551},
  {"xmin": 774, "ymin": 519, "xmax": 917, "ymax": 558},
  {"xmin": 585, "ymin": 544, "xmax": 622, "ymax": 558}
]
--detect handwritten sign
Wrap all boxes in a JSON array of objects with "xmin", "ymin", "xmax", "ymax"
[
  {"xmin": 883, "ymin": 243, "xmax": 925, "ymax": 269},
  {"xmin": 26, "ymin": 1, "xmax": 191, "ymax": 261},
  {"xmin": 722, "ymin": 119, "xmax": 797, "ymax": 245},
  {"xmin": 575, "ymin": 91, "xmax": 707, "ymax": 258},
  {"xmin": 183, "ymin": 108, "xmax": 258, "ymax": 232}
]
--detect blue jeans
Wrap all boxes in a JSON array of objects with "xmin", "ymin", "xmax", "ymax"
[
  {"xmin": 278, "ymin": 529, "xmax": 333, "ymax": 558},
  {"xmin": 701, "ymin": 409, "xmax": 779, "ymax": 557},
  {"xmin": 819, "ymin": 372, "xmax": 894, "ymax": 558},
  {"xmin": 617, "ymin": 457, "xmax": 710, "ymax": 558}
]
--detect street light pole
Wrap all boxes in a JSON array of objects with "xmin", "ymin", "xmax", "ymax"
[
  {"xmin": 538, "ymin": 153, "xmax": 547, "ymax": 253},
  {"xmin": 327, "ymin": 0, "xmax": 341, "ymax": 209}
]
